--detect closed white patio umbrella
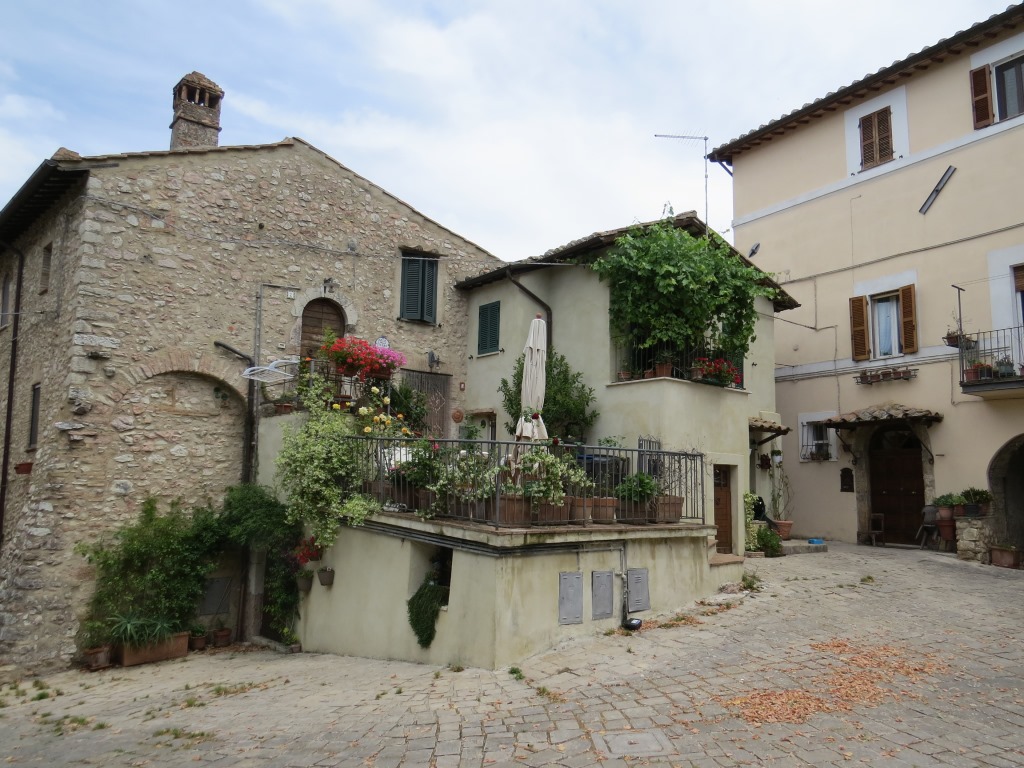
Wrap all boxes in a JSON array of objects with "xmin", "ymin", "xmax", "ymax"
[{"xmin": 515, "ymin": 314, "xmax": 548, "ymax": 442}]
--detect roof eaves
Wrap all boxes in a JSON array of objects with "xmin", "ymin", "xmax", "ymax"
[{"xmin": 709, "ymin": 4, "xmax": 1024, "ymax": 163}]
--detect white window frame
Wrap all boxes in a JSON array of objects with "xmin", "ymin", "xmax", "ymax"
[
  {"xmin": 843, "ymin": 87, "xmax": 909, "ymax": 177},
  {"xmin": 798, "ymin": 411, "xmax": 838, "ymax": 463},
  {"xmin": 971, "ymin": 30, "xmax": 1024, "ymax": 125},
  {"xmin": 871, "ymin": 292, "xmax": 901, "ymax": 360}
]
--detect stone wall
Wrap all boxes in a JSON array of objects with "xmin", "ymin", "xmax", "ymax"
[
  {"xmin": 955, "ymin": 516, "xmax": 995, "ymax": 563},
  {"xmin": 0, "ymin": 139, "xmax": 502, "ymax": 674}
]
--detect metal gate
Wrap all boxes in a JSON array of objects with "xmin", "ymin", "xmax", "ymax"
[{"xmin": 400, "ymin": 370, "xmax": 451, "ymax": 437}]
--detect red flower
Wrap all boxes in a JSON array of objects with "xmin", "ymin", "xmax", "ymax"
[
  {"xmin": 532, "ymin": 412, "xmax": 540, "ymax": 420},
  {"xmin": 552, "ymin": 438, "xmax": 560, "ymax": 446}
]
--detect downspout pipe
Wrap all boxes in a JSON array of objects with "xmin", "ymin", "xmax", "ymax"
[
  {"xmin": 0, "ymin": 239, "xmax": 26, "ymax": 551},
  {"xmin": 505, "ymin": 267, "xmax": 553, "ymax": 349},
  {"xmin": 213, "ymin": 340, "xmax": 255, "ymax": 485}
]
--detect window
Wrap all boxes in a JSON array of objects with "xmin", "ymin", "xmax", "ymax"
[
  {"xmin": 849, "ymin": 284, "xmax": 917, "ymax": 361},
  {"xmin": 477, "ymin": 301, "xmax": 500, "ymax": 355},
  {"xmin": 399, "ymin": 253, "xmax": 438, "ymax": 323},
  {"xmin": 1015, "ymin": 264, "xmax": 1024, "ymax": 323},
  {"xmin": 859, "ymin": 107, "xmax": 893, "ymax": 170},
  {"xmin": 798, "ymin": 411, "xmax": 837, "ymax": 462},
  {"xmin": 971, "ymin": 54, "xmax": 1024, "ymax": 128},
  {"xmin": 40, "ymin": 244, "xmax": 52, "ymax": 295},
  {"xmin": 1, "ymin": 274, "xmax": 9, "ymax": 329},
  {"xmin": 28, "ymin": 383, "xmax": 41, "ymax": 449}
]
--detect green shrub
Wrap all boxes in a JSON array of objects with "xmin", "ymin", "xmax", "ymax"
[
  {"xmin": 614, "ymin": 473, "xmax": 659, "ymax": 503},
  {"xmin": 76, "ymin": 499, "xmax": 225, "ymax": 645},
  {"xmin": 756, "ymin": 525, "xmax": 783, "ymax": 558},
  {"xmin": 407, "ymin": 575, "xmax": 449, "ymax": 649}
]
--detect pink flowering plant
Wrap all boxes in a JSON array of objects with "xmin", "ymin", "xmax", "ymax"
[
  {"xmin": 693, "ymin": 357, "xmax": 741, "ymax": 386},
  {"xmin": 321, "ymin": 336, "xmax": 407, "ymax": 380}
]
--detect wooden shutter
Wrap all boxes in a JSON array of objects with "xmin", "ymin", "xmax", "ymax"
[
  {"xmin": 400, "ymin": 258, "xmax": 423, "ymax": 320},
  {"xmin": 860, "ymin": 108, "xmax": 892, "ymax": 170},
  {"xmin": 1014, "ymin": 264, "xmax": 1024, "ymax": 292},
  {"xmin": 898, "ymin": 284, "xmax": 918, "ymax": 355},
  {"xmin": 860, "ymin": 115, "xmax": 876, "ymax": 169},
  {"xmin": 876, "ymin": 107, "xmax": 892, "ymax": 165},
  {"xmin": 850, "ymin": 295, "xmax": 871, "ymax": 361},
  {"xmin": 422, "ymin": 259, "xmax": 437, "ymax": 324},
  {"xmin": 970, "ymin": 65, "xmax": 994, "ymax": 130},
  {"xmin": 478, "ymin": 301, "xmax": 500, "ymax": 354}
]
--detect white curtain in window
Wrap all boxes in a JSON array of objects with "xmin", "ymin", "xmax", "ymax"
[{"xmin": 874, "ymin": 296, "xmax": 896, "ymax": 357}]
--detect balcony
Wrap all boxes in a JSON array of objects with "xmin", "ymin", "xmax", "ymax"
[
  {"xmin": 612, "ymin": 340, "xmax": 744, "ymax": 389},
  {"xmin": 957, "ymin": 326, "xmax": 1024, "ymax": 399},
  {"xmin": 352, "ymin": 436, "xmax": 706, "ymax": 528}
]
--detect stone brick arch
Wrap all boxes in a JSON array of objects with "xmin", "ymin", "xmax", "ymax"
[
  {"xmin": 285, "ymin": 287, "xmax": 359, "ymax": 356},
  {"xmin": 104, "ymin": 347, "xmax": 247, "ymax": 406},
  {"xmin": 988, "ymin": 434, "xmax": 1024, "ymax": 549}
]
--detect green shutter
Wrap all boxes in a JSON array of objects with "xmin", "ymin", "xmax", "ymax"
[
  {"xmin": 478, "ymin": 301, "xmax": 500, "ymax": 354},
  {"xmin": 400, "ymin": 258, "xmax": 423, "ymax": 320},
  {"xmin": 423, "ymin": 259, "xmax": 437, "ymax": 324}
]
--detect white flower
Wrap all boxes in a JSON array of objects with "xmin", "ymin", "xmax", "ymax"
[
  {"xmin": 371, "ymin": 386, "xmax": 380, "ymax": 395},
  {"xmin": 382, "ymin": 396, "xmax": 390, "ymax": 405}
]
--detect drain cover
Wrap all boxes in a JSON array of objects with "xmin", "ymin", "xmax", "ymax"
[{"xmin": 592, "ymin": 730, "xmax": 674, "ymax": 757}]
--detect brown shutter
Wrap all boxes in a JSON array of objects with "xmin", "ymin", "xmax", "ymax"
[
  {"xmin": 1014, "ymin": 264, "xmax": 1024, "ymax": 292},
  {"xmin": 876, "ymin": 107, "xmax": 893, "ymax": 164},
  {"xmin": 859, "ymin": 115, "xmax": 876, "ymax": 169},
  {"xmin": 970, "ymin": 65, "xmax": 993, "ymax": 130},
  {"xmin": 898, "ymin": 284, "xmax": 918, "ymax": 355},
  {"xmin": 850, "ymin": 295, "xmax": 870, "ymax": 361}
]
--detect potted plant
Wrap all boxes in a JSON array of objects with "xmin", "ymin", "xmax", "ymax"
[
  {"xmin": 109, "ymin": 614, "xmax": 188, "ymax": 667},
  {"xmin": 994, "ymin": 355, "xmax": 1015, "ymax": 377},
  {"xmin": 536, "ymin": 452, "xmax": 592, "ymax": 524},
  {"xmin": 188, "ymin": 624, "xmax": 208, "ymax": 651},
  {"xmin": 933, "ymin": 493, "xmax": 956, "ymax": 520},
  {"xmin": 614, "ymin": 472, "xmax": 659, "ymax": 523},
  {"xmin": 317, "ymin": 565, "xmax": 335, "ymax": 586},
  {"xmin": 950, "ymin": 493, "xmax": 967, "ymax": 517},
  {"xmin": 654, "ymin": 350, "xmax": 676, "ymax": 378},
  {"xmin": 961, "ymin": 487, "xmax": 992, "ymax": 516},
  {"xmin": 211, "ymin": 618, "xmax": 232, "ymax": 647},
  {"xmin": 767, "ymin": 451, "xmax": 794, "ymax": 539},
  {"xmin": 78, "ymin": 620, "xmax": 113, "ymax": 671},
  {"xmin": 296, "ymin": 569, "xmax": 314, "ymax": 593},
  {"xmin": 691, "ymin": 357, "xmax": 741, "ymax": 387}
]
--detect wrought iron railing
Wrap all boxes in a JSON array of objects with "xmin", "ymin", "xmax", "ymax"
[
  {"xmin": 612, "ymin": 338, "xmax": 744, "ymax": 389},
  {"xmin": 349, "ymin": 436, "xmax": 706, "ymax": 528},
  {"xmin": 957, "ymin": 326, "xmax": 1024, "ymax": 384}
]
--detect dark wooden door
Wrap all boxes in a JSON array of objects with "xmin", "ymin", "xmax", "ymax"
[
  {"xmin": 301, "ymin": 299, "xmax": 346, "ymax": 357},
  {"xmin": 868, "ymin": 430, "xmax": 925, "ymax": 545},
  {"xmin": 713, "ymin": 465, "xmax": 733, "ymax": 553}
]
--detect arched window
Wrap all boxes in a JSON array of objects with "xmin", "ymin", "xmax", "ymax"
[{"xmin": 301, "ymin": 299, "xmax": 345, "ymax": 358}]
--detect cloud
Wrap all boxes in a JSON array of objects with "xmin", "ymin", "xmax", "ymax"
[{"xmin": 0, "ymin": 93, "xmax": 63, "ymax": 122}]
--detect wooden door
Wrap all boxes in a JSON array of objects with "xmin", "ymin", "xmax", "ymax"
[
  {"xmin": 868, "ymin": 429, "xmax": 925, "ymax": 545},
  {"xmin": 713, "ymin": 465, "xmax": 733, "ymax": 553},
  {"xmin": 301, "ymin": 299, "xmax": 346, "ymax": 357}
]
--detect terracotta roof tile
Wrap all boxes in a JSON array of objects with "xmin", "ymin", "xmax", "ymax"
[{"xmin": 822, "ymin": 403, "xmax": 943, "ymax": 429}]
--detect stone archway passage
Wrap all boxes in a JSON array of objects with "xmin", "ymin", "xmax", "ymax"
[{"xmin": 868, "ymin": 427, "xmax": 925, "ymax": 545}]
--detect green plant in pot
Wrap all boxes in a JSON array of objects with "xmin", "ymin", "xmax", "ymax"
[{"xmin": 614, "ymin": 472, "xmax": 659, "ymax": 522}]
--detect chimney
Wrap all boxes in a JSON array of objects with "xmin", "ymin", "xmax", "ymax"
[{"xmin": 169, "ymin": 72, "xmax": 224, "ymax": 150}]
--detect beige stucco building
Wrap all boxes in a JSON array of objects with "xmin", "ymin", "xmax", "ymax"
[{"xmin": 709, "ymin": 6, "xmax": 1024, "ymax": 552}]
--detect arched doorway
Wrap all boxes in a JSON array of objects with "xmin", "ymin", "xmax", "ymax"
[
  {"xmin": 988, "ymin": 435, "xmax": 1024, "ymax": 549},
  {"xmin": 301, "ymin": 299, "xmax": 346, "ymax": 358},
  {"xmin": 868, "ymin": 426, "xmax": 925, "ymax": 544}
]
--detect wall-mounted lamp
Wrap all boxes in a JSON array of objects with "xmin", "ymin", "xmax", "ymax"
[
  {"xmin": 747, "ymin": 242, "xmax": 760, "ymax": 259},
  {"xmin": 323, "ymin": 277, "xmax": 336, "ymax": 293},
  {"xmin": 427, "ymin": 351, "xmax": 442, "ymax": 371}
]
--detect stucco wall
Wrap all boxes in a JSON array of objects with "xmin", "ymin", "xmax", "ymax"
[{"xmin": 297, "ymin": 519, "xmax": 730, "ymax": 670}]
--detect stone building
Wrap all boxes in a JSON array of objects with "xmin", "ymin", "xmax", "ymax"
[{"xmin": 0, "ymin": 72, "xmax": 502, "ymax": 673}]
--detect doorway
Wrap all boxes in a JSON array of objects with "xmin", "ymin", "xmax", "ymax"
[
  {"xmin": 868, "ymin": 427, "xmax": 925, "ymax": 545},
  {"xmin": 713, "ymin": 465, "xmax": 733, "ymax": 553}
]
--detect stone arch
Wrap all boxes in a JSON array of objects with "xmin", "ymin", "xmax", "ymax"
[
  {"xmin": 987, "ymin": 434, "xmax": 1024, "ymax": 548},
  {"xmin": 285, "ymin": 287, "xmax": 359, "ymax": 356},
  {"xmin": 104, "ymin": 347, "xmax": 247, "ymax": 406}
]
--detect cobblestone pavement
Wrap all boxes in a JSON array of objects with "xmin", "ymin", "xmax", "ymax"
[{"xmin": 2, "ymin": 543, "xmax": 1023, "ymax": 767}]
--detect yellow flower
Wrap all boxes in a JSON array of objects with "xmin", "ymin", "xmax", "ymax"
[
  {"xmin": 373, "ymin": 415, "xmax": 381, "ymax": 423},
  {"xmin": 401, "ymin": 427, "xmax": 411, "ymax": 435},
  {"xmin": 363, "ymin": 426, "xmax": 372, "ymax": 434},
  {"xmin": 397, "ymin": 413, "xmax": 404, "ymax": 420},
  {"xmin": 358, "ymin": 407, "xmax": 369, "ymax": 416},
  {"xmin": 332, "ymin": 403, "xmax": 340, "ymax": 410},
  {"xmin": 371, "ymin": 386, "xmax": 380, "ymax": 395},
  {"xmin": 382, "ymin": 397, "xmax": 390, "ymax": 405}
]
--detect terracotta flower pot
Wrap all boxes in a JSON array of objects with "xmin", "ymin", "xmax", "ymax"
[
  {"xmin": 775, "ymin": 520, "xmax": 794, "ymax": 540},
  {"xmin": 296, "ymin": 573, "xmax": 314, "ymax": 593},
  {"xmin": 990, "ymin": 546, "xmax": 1021, "ymax": 569},
  {"xmin": 212, "ymin": 627, "xmax": 232, "ymax": 647},
  {"xmin": 589, "ymin": 497, "xmax": 617, "ymax": 523},
  {"xmin": 937, "ymin": 519, "xmax": 956, "ymax": 542},
  {"xmin": 317, "ymin": 569, "xmax": 335, "ymax": 586},
  {"xmin": 496, "ymin": 495, "xmax": 531, "ymax": 526},
  {"xmin": 83, "ymin": 645, "xmax": 112, "ymax": 670},
  {"xmin": 188, "ymin": 634, "xmax": 207, "ymax": 651}
]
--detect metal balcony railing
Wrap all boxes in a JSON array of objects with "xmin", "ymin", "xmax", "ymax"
[
  {"xmin": 612, "ymin": 339, "xmax": 744, "ymax": 389},
  {"xmin": 957, "ymin": 326, "xmax": 1024, "ymax": 384},
  {"xmin": 348, "ymin": 436, "xmax": 706, "ymax": 528}
]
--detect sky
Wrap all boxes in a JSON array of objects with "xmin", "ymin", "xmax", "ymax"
[{"xmin": 0, "ymin": 1, "xmax": 1016, "ymax": 261}]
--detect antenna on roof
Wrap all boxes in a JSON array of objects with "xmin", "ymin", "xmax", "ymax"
[{"xmin": 654, "ymin": 133, "xmax": 709, "ymax": 240}]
